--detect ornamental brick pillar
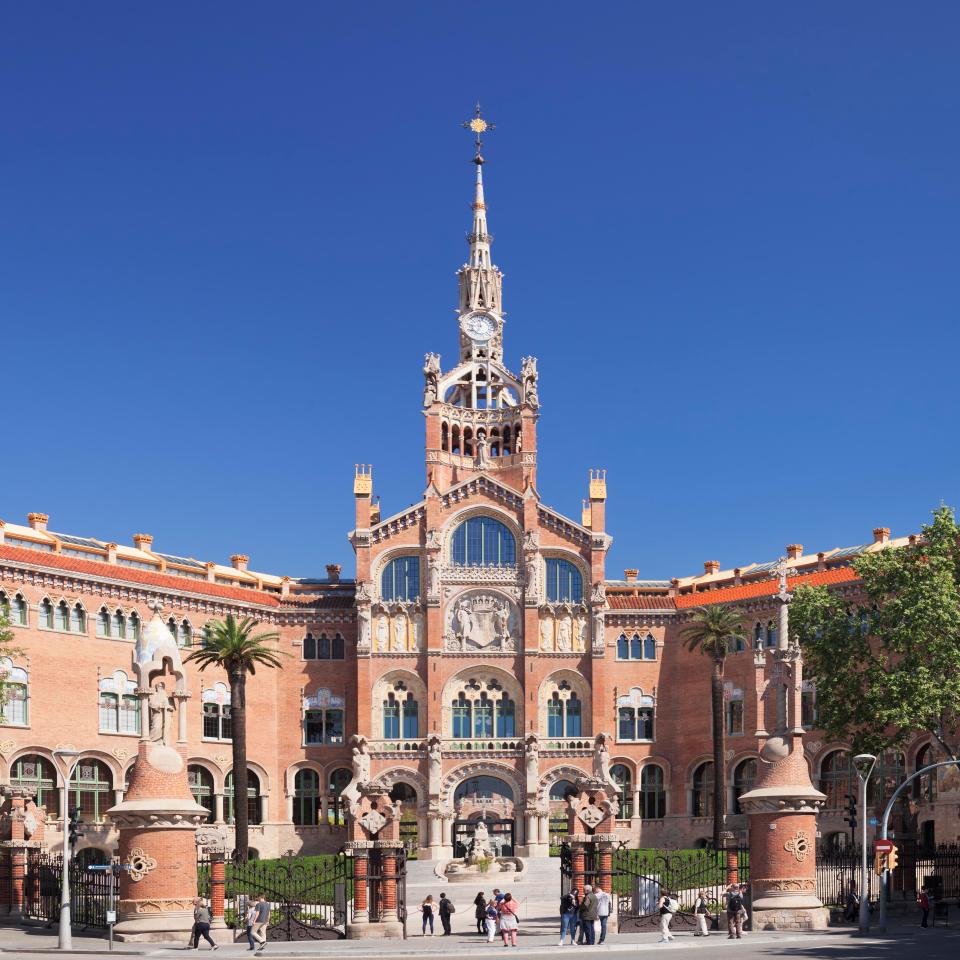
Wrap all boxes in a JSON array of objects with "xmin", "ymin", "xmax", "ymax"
[
  {"xmin": 737, "ymin": 562, "xmax": 828, "ymax": 931},
  {"xmin": 9, "ymin": 847, "xmax": 24, "ymax": 920},
  {"xmin": 0, "ymin": 849, "xmax": 11, "ymax": 916},
  {"xmin": 107, "ymin": 611, "xmax": 208, "ymax": 942},
  {"xmin": 345, "ymin": 783, "xmax": 403, "ymax": 939},
  {"xmin": 209, "ymin": 852, "xmax": 226, "ymax": 930}
]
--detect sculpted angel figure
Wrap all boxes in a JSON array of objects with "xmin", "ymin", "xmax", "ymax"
[
  {"xmin": 423, "ymin": 353, "xmax": 440, "ymax": 406},
  {"xmin": 495, "ymin": 601, "xmax": 511, "ymax": 640},
  {"xmin": 148, "ymin": 683, "xmax": 174, "ymax": 744},
  {"xmin": 375, "ymin": 615, "xmax": 389, "ymax": 652},
  {"xmin": 520, "ymin": 356, "xmax": 539, "ymax": 408},
  {"xmin": 556, "ymin": 617, "xmax": 572, "ymax": 652}
]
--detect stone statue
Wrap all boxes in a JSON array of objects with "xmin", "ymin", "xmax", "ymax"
[
  {"xmin": 520, "ymin": 356, "xmax": 539, "ymax": 409},
  {"xmin": 425, "ymin": 529, "xmax": 441, "ymax": 550},
  {"xmin": 573, "ymin": 615, "xmax": 586, "ymax": 652},
  {"xmin": 375, "ymin": 615, "xmax": 389, "ymax": 652},
  {"xmin": 526, "ymin": 558, "xmax": 538, "ymax": 598},
  {"xmin": 423, "ymin": 353, "xmax": 440, "ymax": 406},
  {"xmin": 427, "ymin": 734, "xmax": 443, "ymax": 793},
  {"xmin": 357, "ymin": 607, "xmax": 372, "ymax": 654},
  {"xmin": 393, "ymin": 611, "xmax": 407, "ymax": 651},
  {"xmin": 469, "ymin": 820, "xmax": 494, "ymax": 862},
  {"xmin": 476, "ymin": 432, "xmax": 490, "ymax": 470},
  {"xmin": 428, "ymin": 556, "xmax": 441, "ymax": 595},
  {"xmin": 593, "ymin": 733, "xmax": 612, "ymax": 782},
  {"xmin": 148, "ymin": 683, "xmax": 174, "ymax": 745},
  {"xmin": 352, "ymin": 736, "xmax": 371, "ymax": 783},
  {"xmin": 591, "ymin": 582, "xmax": 606, "ymax": 605},
  {"xmin": 355, "ymin": 580, "xmax": 371, "ymax": 604},
  {"xmin": 411, "ymin": 612, "xmax": 423, "ymax": 652},
  {"xmin": 539, "ymin": 617, "xmax": 553, "ymax": 651},
  {"xmin": 494, "ymin": 601, "xmax": 510, "ymax": 640},
  {"xmin": 523, "ymin": 531, "xmax": 539, "ymax": 551},
  {"xmin": 524, "ymin": 734, "xmax": 540, "ymax": 785},
  {"xmin": 455, "ymin": 598, "xmax": 475, "ymax": 644},
  {"xmin": 557, "ymin": 617, "xmax": 572, "ymax": 652}
]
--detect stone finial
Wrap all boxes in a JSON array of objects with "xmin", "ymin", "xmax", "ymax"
[{"xmin": 27, "ymin": 512, "xmax": 49, "ymax": 532}]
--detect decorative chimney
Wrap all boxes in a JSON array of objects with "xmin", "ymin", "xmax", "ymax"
[
  {"xmin": 786, "ymin": 544, "xmax": 803, "ymax": 560},
  {"xmin": 624, "ymin": 569, "xmax": 638, "ymax": 583},
  {"xmin": 133, "ymin": 534, "xmax": 154, "ymax": 552},
  {"xmin": 205, "ymin": 562, "xmax": 216, "ymax": 583},
  {"xmin": 107, "ymin": 542, "xmax": 118, "ymax": 563},
  {"xmin": 27, "ymin": 512, "xmax": 49, "ymax": 533},
  {"xmin": 703, "ymin": 560, "xmax": 720, "ymax": 576},
  {"xmin": 231, "ymin": 554, "xmax": 249, "ymax": 572},
  {"xmin": 281, "ymin": 576, "xmax": 291, "ymax": 597},
  {"xmin": 873, "ymin": 527, "xmax": 890, "ymax": 545},
  {"xmin": 326, "ymin": 563, "xmax": 342, "ymax": 584}
]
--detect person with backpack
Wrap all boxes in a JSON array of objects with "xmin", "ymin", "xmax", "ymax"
[
  {"xmin": 693, "ymin": 889, "xmax": 711, "ymax": 937},
  {"xmin": 474, "ymin": 891, "xmax": 488, "ymax": 935},
  {"xmin": 559, "ymin": 889, "xmax": 578, "ymax": 946},
  {"xmin": 656, "ymin": 890, "xmax": 677, "ymax": 943},
  {"xmin": 438, "ymin": 892, "xmax": 455, "ymax": 935},
  {"xmin": 726, "ymin": 884, "xmax": 745, "ymax": 939}
]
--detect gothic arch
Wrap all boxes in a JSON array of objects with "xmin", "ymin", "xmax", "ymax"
[
  {"xmin": 440, "ymin": 504, "xmax": 524, "ymax": 558},
  {"xmin": 440, "ymin": 762, "xmax": 524, "ymax": 811},
  {"xmin": 440, "ymin": 664, "xmax": 525, "ymax": 738},
  {"xmin": 372, "ymin": 546, "xmax": 425, "ymax": 598},
  {"xmin": 374, "ymin": 766, "xmax": 429, "ymax": 811},
  {"xmin": 371, "ymin": 669, "xmax": 427, "ymax": 740},
  {"xmin": 537, "ymin": 669, "xmax": 591, "ymax": 738},
  {"xmin": 727, "ymin": 748, "xmax": 760, "ymax": 779},
  {"xmin": 816, "ymin": 742, "xmax": 851, "ymax": 778}
]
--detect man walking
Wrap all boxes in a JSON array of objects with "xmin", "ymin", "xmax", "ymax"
[
  {"xmin": 251, "ymin": 894, "xmax": 271, "ymax": 954},
  {"xmin": 438, "ymin": 892, "xmax": 455, "ymax": 935},
  {"xmin": 578, "ymin": 884, "xmax": 598, "ymax": 945},
  {"xmin": 594, "ymin": 884, "xmax": 611, "ymax": 944},
  {"xmin": 726, "ymin": 884, "xmax": 744, "ymax": 939}
]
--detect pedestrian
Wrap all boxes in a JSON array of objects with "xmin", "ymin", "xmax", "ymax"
[
  {"xmin": 843, "ymin": 882, "xmax": 859, "ymax": 924},
  {"xmin": 421, "ymin": 895, "xmax": 436, "ymax": 935},
  {"xmin": 251, "ymin": 894, "xmax": 270, "ymax": 954},
  {"xmin": 191, "ymin": 898, "xmax": 218, "ymax": 950},
  {"xmin": 737, "ymin": 883, "xmax": 750, "ymax": 934},
  {"xmin": 726, "ymin": 883, "xmax": 744, "ymax": 939},
  {"xmin": 569, "ymin": 887, "xmax": 581, "ymax": 944},
  {"xmin": 493, "ymin": 887, "xmax": 505, "ymax": 904},
  {"xmin": 656, "ymin": 890, "xmax": 677, "ymax": 943},
  {"xmin": 559, "ymin": 888, "xmax": 578, "ymax": 946},
  {"xmin": 475, "ymin": 891, "xmax": 488, "ymax": 935},
  {"xmin": 497, "ymin": 892, "xmax": 520, "ymax": 947},
  {"xmin": 244, "ymin": 897, "xmax": 258, "ymax": 951},
  {"xmin": 594, "ymin": 884, "xmax": 611, "ymax": 944},
  {"xmin": 693, "ymin": 889, "xmax": 711, "ymax": 938},
  {"xmin": 484, "ymin": 898, "xmax": 499, "ymax": 942},
  {"xmin": 578, "ymin": 884, "xmax": 598, "ymax": 945},
  {"xmin": 918, "ymin": 886, "xmax": 931, "ymax": 928},
  {"xmin": 439, "ymin": 892, "xmax": 455, "ymax": 935}
]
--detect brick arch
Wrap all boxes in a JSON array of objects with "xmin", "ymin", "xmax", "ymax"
[
  {"xmin": 374, "ymin": 766, "xmax": 428, "ymax": 810},
  {"xmin": 284, "ymin": 760, "xmax": 324, "ymax": 797},
  {"xmin": 187, "ymin": 757, "xmax": 225, "ymax": 793},
  {"xmin": 371, "ymin": 668, "xmax": 428, "ymax": 740},
  {"xmin": 537, "ymin": 763, "xmax": 589, "ymax": 805},
  {"xmin": 227, "ymin": 760, "xmax": 271, "ymax": 796},
  {"xmin": 816, "ymin": 742, "xmax": 851, "ymax": 778},
  {"xmin": 440, "ymin": 503, "xmax": 523, "ymax": 557},
  {"xmin": 537, "ymin": 668, "xmax": 591, "ymax": 737}
]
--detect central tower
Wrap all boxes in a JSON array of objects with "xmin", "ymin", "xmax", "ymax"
[{"xmin": 422, "ymin": 107, "xmax": 539, "ymax": 494}]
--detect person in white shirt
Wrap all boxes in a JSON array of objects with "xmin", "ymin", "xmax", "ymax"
[
  {"xmin": 594, "ymin": 885, "xmax": 612, "ymax": 944},
  {"xmin": 656, "ymin": 891, "xmax": 677, "ymax": 943}
]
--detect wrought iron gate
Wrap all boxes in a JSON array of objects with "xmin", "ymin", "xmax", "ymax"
[{"xmin": 23, "ymin": 851, "xmax": 112, "ymax": 929}]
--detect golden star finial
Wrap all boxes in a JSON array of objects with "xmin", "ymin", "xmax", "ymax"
[{"xmin": 463, "ymin": 102, "xmax": 495, "ymax": 161}]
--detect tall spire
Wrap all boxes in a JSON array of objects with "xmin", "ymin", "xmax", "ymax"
[{"xmin": 458, "ymin": 105, "xmax": 503, "ymax": 341}]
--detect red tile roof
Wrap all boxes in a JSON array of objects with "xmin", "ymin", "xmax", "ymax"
[
  {"xmin": 0, "ymin": 544, "xmax": 280, "ymax": 607},
  {"xmin": 674, "ymin": 567, "xmax": 859, "ymax": 609},
  {"xmin": 607, "ymin": 595, "xmax": 676, "ymax": 611}
]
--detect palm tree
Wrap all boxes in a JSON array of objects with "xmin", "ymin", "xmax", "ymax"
[
  {"xmin": 681, "ymin": 604, "xmax": 746, "ymax": 852},
  {"xmin": 184, "ymin": 613, "xmax": 285, "ymax": 861}
]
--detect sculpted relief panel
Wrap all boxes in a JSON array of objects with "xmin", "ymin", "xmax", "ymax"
[
  {"xmin": 539, "ymin": 606, "xmax": 588, "ymax": 653},
  {"xmin": 444, "ymin": 591, "xmax": 519, "ymax": 652}
]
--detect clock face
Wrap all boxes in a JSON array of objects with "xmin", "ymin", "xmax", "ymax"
[{"xmin": 462, "ymin": 312, "xmax": 497, "ymax": 341}]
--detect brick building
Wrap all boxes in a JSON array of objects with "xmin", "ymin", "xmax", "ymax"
[{"xmin": 0, "ymin": 144, "xmax": 951, "ymax": 863}]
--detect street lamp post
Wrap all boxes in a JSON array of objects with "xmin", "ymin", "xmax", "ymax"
[
  {"xmin": 52, "ymin": 749, "xmax": 80, "ymax": 951},
  {"xmin": 852, "ymin": 753, "xmax": 877, "ymax": 935}
]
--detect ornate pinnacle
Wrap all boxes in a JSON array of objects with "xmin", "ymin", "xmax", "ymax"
[{"xmin": 463, "ymin": 103, "xmax": 495, "ymax": 163}]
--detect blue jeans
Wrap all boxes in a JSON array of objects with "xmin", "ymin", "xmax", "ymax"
[
  {"xmin": 422, "ymin": 912, "xmax": 434, "ymax": 934},
  {"xmin": 560, "ymin": 912, "xmax": 577, "ymax": 942},
  {"xmin": 598, "ymin": 915, "xmax": 608, "ymax": 943},
  {"xmin": 580, "ymin": 918, "xmax": 596, "ymax": 944}
]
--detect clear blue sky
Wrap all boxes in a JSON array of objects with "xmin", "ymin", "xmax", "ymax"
[{"xmin": 3, "ymin": 3, "xmax": 958, "ymax": 580}]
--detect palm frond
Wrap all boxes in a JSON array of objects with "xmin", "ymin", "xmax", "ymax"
[
  {"xmin": 183, "ymin": 612, "xmax": 289, "ymax": 674},
  {"xmin": 681, "ymin": 604, "xmax": 746, "ymax": 658}
]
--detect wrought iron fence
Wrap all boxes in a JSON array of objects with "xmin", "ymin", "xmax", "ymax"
[{"xmin": 24, "ymin": 851, "xmax": 112, "ymax": 928}]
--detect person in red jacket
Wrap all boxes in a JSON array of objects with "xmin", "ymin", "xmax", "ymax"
[{"xmin": 917, "ymin": 887, "xmax": 931, "ymax": 928}]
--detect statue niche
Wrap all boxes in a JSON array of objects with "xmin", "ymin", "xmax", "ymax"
[{"xmin": 444, "ymin": 591, "xmax": 519, "ymax": 652}]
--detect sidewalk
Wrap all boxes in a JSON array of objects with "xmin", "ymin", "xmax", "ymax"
[{"xmin": 0, "ymin": 922, "xmax": 941, "ymax": 959}]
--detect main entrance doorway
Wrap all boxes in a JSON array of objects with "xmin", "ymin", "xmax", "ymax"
[{"xmin": 453, "ymin": 775, "xmax": 515, "ymax": 856}]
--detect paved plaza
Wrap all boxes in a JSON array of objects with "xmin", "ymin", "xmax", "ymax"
[{"xmin": 0, "ymin": 921, "xmax": 954, "ymax": 960}]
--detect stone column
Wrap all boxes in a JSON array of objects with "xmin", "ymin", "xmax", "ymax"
[
  {"xmin": 174, "ymin": 693, "xmax": 189, "ymax": 744},
  {"xmin": 214, "ymin": 793, "xmax": 225, "ymax": 824}
]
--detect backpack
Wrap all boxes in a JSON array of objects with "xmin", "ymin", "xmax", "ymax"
[{"xmin": 727, "ymin": 894, "xmax": 743, "ymax": 913}]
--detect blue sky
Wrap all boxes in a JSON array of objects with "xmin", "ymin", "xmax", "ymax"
[{"xmin": 2, "ymin": 2, "xmax": 958, "ymax": 580}]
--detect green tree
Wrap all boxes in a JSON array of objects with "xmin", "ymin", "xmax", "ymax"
[
  {"xmin": 791, "ymin": 505, "xmax": 960, "ymax": 760},
  {"xmin": 184, "ymin": 613, "xmax": 285, "ymax": 860},
  {"xmin": 682, "ymin": 603, "xmax": 746, "ymax": 850},
  {"xmin": 0, "ymin": 605, "xmax": 24, "ymax": 714}
]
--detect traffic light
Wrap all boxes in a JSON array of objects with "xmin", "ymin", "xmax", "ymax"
[
  {"xmin": 874, "ymin": 852, "xmax": 885, "ymax": 876},
  {"xmin": 844, "ymin": 794, "xmax": 857, "ymax": 830},
  {"xmin": 886, "ymin": 845, "xmax": 899, "ymax": 872},
  {"xmin": 68, "ymin": 807, "xmax": 82, "ymax": 850}
]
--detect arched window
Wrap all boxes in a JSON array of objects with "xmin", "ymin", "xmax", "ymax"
[
  {"xmin": 544, "ymin": 558, "xmax": 583, "ymax": 603},
  {"xmin": 502, "ymin": 425, "xmax": 512, "ymax": 455},
  {"xmin": 293, "ymin": 769, "xmax": 321, "ymax": 826},
  {"xmin": 914, "ymin": 744, "xmax": 937, "ymax": 803},
  {"xmin": 630, "ymin": 634, "xmax": 641, "ymax": 659},
  {"xmin": 450, "ymin": 681, "xmax": 515, "ymax": 740},
  {"xmin": 10, "ymin": 594, "xmax": 27, "ymax": 626},
  {"xmin": 725, "ymin": 684, "xmax": 745, "ymax": 736},
  {"xmin": 870, "ymin": 750, "xmax": 904, "ymax": 808},
  {"xmin": 450, "ymin": 517, "xmax": 516, "ymax": 567},
  {"xmin": 188, "ymin": 765, "xmax": 215, "ymax": 823},
  {"xmin": 96, "ymin": 608, "xmax": 110, "ymax": 637},
  {"xmin": 55, "ymin": 601, "xmax": 69, "ymax": 632},
  {"xmin": 125, "ymin": 612, "xmax": 140, "ymax": 642},
  {"xmin": 463, "ymin": 427, "xmax": 473, "ymax": 456},
  {"xmin": 0, "ymin": 660, "xmax": 28, "ymax": 726},
  {"xmin": 177, "ymin": 621, "xmax": 192, "ymax": 647},
  {"xmin": 691, "ymin": 762, "xmax": 714, "ymax": 817},
  {"xmin": 11, "ymin": 755, "xmax": 59, "ymax": 816},
  {"xmin": 381, "ymin": 556, "xmax": 420, "ymax": 602},
  {"xmin": 819, "ymin": 750, "xmax": 852, "ymax": 810},
  {"xmin": 617, "ymin": 688, "xmax": 655, "ymax": 742},
  {"xmin": 111, "ymin": 610, "xmax": 125, "ymax": 637},
  {"xmin": 383, "ymin": 690, "xmax": 418, "ymax": 740},
  {"xmin": 328, "ymin": 768, "xmax": 352, "ymax": 826},
  {"xmin": 617, "ymin": 634, "xmax": 628, "ymax": 659},
  {"xmin": 441, "ymin": 422, "xmax": 449, "ymax": 452},
  {"xmin": 452, "ymin": 693, "xmax": 471, "ymax": 738},
  {"xmin": 732, "ymin": 758, "xmax": 757, "ymax": 814},
  {"xmin": 610, "ymin": 763, "xmax": 633, "ymax": 819},
  {"xmin": 70, "ymin": 760, "xmax": 113, "ymax": 822},
  {"xmin": 39, "ymin": 599, "xmax": 53, "ymax": 630},
  {"xmin": 753, "ymin": 622, "xmax": 763, "ymax": 649},
  {"xmin": 640, "ymin": 765, "xmax": 666, "ymax": 819},
  {"xmin": 98, "ymin": 673, "xmax": 139, "ymax": 734},
  {"xmin": 304, "ymin": 633, "xmax": 342, "ymax": 660},
  {"xmin": 70, "ymin": 603, "xmax": 86, "ymax": 633},
  {"xmin": 766, "ymin": 620, "xmax": 777, "ymax": 648},
  {"xmin": 452, "ymin": 425, "xmax": 461, "ymax": 455},
  {"xmin": 616, "ymin": 632, "xmax": 657, "ymax": 660},
  {"xmin": 202, "ymin": 684, "xmax": 232, "ymax": 741},
  {"xmin": 643, "ymin": 634, "xmax": 656, "ymax": 659},
  {"xmin": 225, "ymin": 770, "xmax": 261, "ymax": 825},
  {"xmin": 547, "ymin": 688, "xmax": 582, "ymax": 738}
]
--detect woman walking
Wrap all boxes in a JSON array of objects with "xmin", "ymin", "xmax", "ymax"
[
  {"xmin": 484, "ymin": 898, "xmax": 499, "ymax": 942},
  {"xmin": 693, "ymin": 890, "xmax": 711, "ymax": 938},
  {"xmin": 474, "ymin": 891, "xmax": 487, "ymax": 935},
  {"xmin": 191, "ymin": 898, "xmax": 219, "ymax": 950},
  {"xmin": 497, "ymin": 892, "xmax": 520, "ymax": 947},
  {"xmin": 421, "ymin": 895, "xmax": 436, "ymax": 936},
  {"xmin": 656, "ymin": 890, "xmax": 677, "ymax": 944}
]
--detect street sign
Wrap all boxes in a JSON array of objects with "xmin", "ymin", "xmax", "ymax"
[
  {"xmin": 874, "ymin": 839, "xmax": 894, "ymax": 854},
  {"xmin": 106, "ymin": 910, "xmax": 117, "ymax": 924}
]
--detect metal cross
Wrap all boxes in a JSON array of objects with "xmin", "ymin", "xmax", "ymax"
[{"xmin": 463, "ymin": 102, "xmax": 495, "ymax": 159}]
